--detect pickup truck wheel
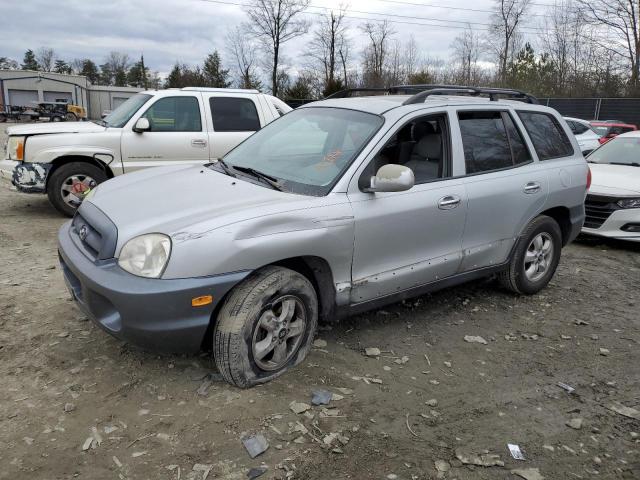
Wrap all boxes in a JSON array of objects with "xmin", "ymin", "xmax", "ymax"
[
  {"xmin": 65, "ymin": 112, "xmax": 77, "ymax": 122},
  {"xmin": 499, "ymin": 215, "xmax": 562, "ymax": 295},
  {"xmin": 214, "ymin": 266, "xmax": 318, "ymax": 388},
  {"xmin": 47, "ymin": 162, "xmax": 107, "ymax": 217}
]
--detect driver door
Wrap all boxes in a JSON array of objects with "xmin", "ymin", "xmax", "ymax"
[{"xmin": 347, "ymin": 111, "xmax": 468, "ymax": 304}]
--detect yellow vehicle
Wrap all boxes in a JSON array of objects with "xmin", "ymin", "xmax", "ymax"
[{"xmin": 25, "ymin": 100, "xmax": 87, "ymax": 122}]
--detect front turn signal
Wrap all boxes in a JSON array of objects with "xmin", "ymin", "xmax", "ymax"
[{"xmin": 192, "ymin": 295, "xmax": 213, "ymax": 307}]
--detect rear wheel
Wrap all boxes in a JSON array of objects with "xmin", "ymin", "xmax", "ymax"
[
  {"xmin": 47, "ymin": 162, "xmax": 107, "ymax": 217},
  {"xmin": 499, "ymin": 215, "xmax": 562, "ymax": 295},
  {"xmin": 65, "ymin": 112, "xmax": 77, "ymax": 122},
  {"xmin": 214, "ymin": 266, "xmax": 318, "ymax": 388}
]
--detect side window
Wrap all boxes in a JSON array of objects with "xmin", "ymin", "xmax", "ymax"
[
  {"xmin": 517, "ymin": 111, "xmax": 574, "ymax": 160},
  {"xmin": 360, "ymin": 114, "xmax": 449, "ymax": 188},
  {"xmin": 458, "ymin": 111, "xmax": 513, "ymax": 174},
  {"xmin": 210, "ymin": 97, "xmax": 261, "ymax": 132},
  {"xmin": 143, "ymin": 96, "xmax": 201, "ymax": 132},
  {"xmin": 566, "ymin": 121, "xmax": 577, "ymax": 134},
  {"xmin": 573, "ymin": 122, "xmax": 589, "ymax": 135},
  {"xmin": 503, "ymin": 112, "xmax": 532, "ymax": 165}
]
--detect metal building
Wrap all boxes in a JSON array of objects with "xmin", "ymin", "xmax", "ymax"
[{"xmin": 0, "ymin": 69, "xmax": 142, "ymax": 119}]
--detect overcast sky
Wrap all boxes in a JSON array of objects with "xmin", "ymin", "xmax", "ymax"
[{"xmin": 3, "ymin": 0, "xmax": 552, "ymax": 79}]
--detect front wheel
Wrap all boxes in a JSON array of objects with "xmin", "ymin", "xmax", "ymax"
[
  {"xmin": 65, "ymin": 112, "xmax": 77, "ymax": 122},
  {"xmin": 499, "ymin": 215, "xmax": 562, "ymax": 295},
  {"xmin": 214, "ymin": 266, "xmax": 318, "ymax": 388},
  {"xmin": 47, "ymin": 162, "xmax": 107, "ymax": 217}
]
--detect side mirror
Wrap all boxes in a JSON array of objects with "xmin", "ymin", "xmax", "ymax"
[
  {"xmin": 133, "ymin": 117, "xmax": 150, "ymax": 133},
  {"xmin": 366, "ymin": 164, "xmax": 415, "ymax": 193}
]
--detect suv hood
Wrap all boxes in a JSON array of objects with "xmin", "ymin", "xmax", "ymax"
[
  {"xmin": 7, "ymin": 121, "xmax": 106, "ymax": 136},
  {"xmin": 87, "ymin": 164, "xmax": 313, "ymax": 248},
  {"xmin": 589, "ymin": 163, "xmax": 640, "ymax": 196}
]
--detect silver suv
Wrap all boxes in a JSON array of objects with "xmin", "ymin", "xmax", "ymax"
[{"xmin": 58, "ymin": 86, "xmax": 588, "ymax": 387}]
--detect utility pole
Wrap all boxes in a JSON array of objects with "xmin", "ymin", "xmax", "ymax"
[{"xmin": 140, "ymin": 54, "xmax": 148, "ymax": 89}]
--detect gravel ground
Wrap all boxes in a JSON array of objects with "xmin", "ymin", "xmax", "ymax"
[{"xmin": 1, "ymin": 123, "xmax": 639, "ymax": 480}]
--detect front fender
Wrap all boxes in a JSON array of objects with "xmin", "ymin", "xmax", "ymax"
[{"xmin": 30, "ymin": 146, "xmax": 121, "ymax": 172}]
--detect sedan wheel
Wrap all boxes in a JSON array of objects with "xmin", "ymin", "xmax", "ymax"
[{"xmin": 524, "ymin": 232, "xmax": 554, "ymax": 282}]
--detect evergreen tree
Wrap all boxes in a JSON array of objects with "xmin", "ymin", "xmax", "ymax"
[
  {"xmin": 78, "ymin": 59, "xmax": 100, "ymax": 84},
  {"xmin": 54, "ymin": 59, "xmax": 72, "ymax": 74},
  {"xmin": 284, "ymin": 74, "xmax": 314, "ymax": 99},
  {"xmin": 127, "ymin": 57, "xmax": 149, "ymax": 88},
  {"xmin": 114, "ymin": 68, "xmax": 127, "ymax": 86},
  {"xmin": 22, "ymin": 49, "xmax": 39, "ymax": 70},
  {"xmin": 164, "ymin": 63, "xmax": 184, "ymax": 88},
  {"xmin": 203, "ymin": 51, "xmax": 231, "ymax": 88}
]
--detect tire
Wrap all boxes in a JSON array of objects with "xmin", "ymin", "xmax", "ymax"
[
  {"xmin": 65, "ymin": 112, "xmax": 77, "ymax": 122},
  {"xmin": 0, "ymin": 114, "xmax": 6, "ymax": 123},
  {"xmin": 52, "ymin": 116, "xmax": 61, "ymax": 122},
  {"xmin": 46, "ymin": 162, "xmax": 107, "ymax": 217},
  {"xmin": 214, "ymin": 266, "xmax": 318, "ymax": 388},
  {"xmin": 499, "ymin": 215, "xmax": 562, "ymax": 295}
]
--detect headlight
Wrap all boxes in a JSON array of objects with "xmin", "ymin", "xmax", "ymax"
[
  {"xmin": 118, "ymin": 234, "xmax": 171, "ymax": 278},
  {"xmin": 617, "ymin": 198, "xmax": 640, "ymax": 209},
  {"xmin": 7, "ymin": 136, "xmax": 25, "ymax": 161}
]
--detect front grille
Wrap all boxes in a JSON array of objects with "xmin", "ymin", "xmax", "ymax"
[
  {"xmin": 584, "ymin": 195, "xmax": 621, "ymax": 229},
  {"xmin": 70, "ymin": 202, "xmax": 118, "ymax": 260}
]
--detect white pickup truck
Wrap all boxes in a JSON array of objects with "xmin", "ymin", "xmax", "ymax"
[{"xmin": 1, "ymin": 87, "xmax": 291, "ymax": 216}]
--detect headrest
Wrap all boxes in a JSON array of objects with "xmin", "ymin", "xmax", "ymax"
[{"xmin": 412, "ymin": 121, "xmax": 437, "ymax": 141}]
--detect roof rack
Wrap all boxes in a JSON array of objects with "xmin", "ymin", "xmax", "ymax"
[{"xmin": 324, "ymin": 84, "xmax": 538, "ymax": 104}]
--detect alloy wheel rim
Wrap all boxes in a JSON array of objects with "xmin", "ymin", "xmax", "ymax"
[
  {"xmin": 524, "ymin": 232, "xmax": 553, "ymax": 282},
  {"xmin": 252, "ymin": 295, "xmax": 307, "ymax": 371},
  {"xmin": 60, "ymin": 174, "xmax": 96, "ymax": 209}
]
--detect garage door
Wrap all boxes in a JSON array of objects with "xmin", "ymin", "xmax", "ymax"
[
  {"xmin": 44, "ymin": 91, "xmax": 73, "ymax": 103},
  {"xmin": 112, "ymin": 96, "xmax": 129, "ymax": 109},
  {"xmin": 8, "ymin": 89, "xmax": 38, "ymax": 107}
]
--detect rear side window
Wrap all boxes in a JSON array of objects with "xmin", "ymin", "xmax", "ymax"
[
  {"xmin": 458, "ymin": 111, "xmax": 531, "ymax": 174},
  {"xmin": 572, "ymin": 122, "xmax": 589, "ymax": 134},
  {"xmin": 143, "ymin": 96, "xmax": 202, "ymax": 132},
  {"xmin": 210, "ymin": 97, "xmax": 261, "ymax": 132},
  {"xmin": 517, "ymin": 111, "xmax": 574, "ymax": 160}
]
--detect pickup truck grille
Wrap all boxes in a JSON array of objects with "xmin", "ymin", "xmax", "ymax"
[
  {"xmin": 70, "ymin": 202, "xmax": 118, "ymax": 260},
  {"xmin": 584, "ymin": 195, "xmax": 620, "ymax": 229}
]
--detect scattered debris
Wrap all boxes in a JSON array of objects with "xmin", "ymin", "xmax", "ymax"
[
  {"xmin": 64, "ymin": 403, "xmax": 75, "ymax": 413},
  {"xmin": 242, "ymin": 434, "xmax": 269, "ymax": 458},
  {"xmin": 311, "ymin": 389, "xmax": 332, "ymax": 406},
  {"xmin": 512, "ymin": 468, "xmax": 545, "ymax": 480},
  {"xmin": 131, "ymin": 451, "xmax": 147, "ymax": 458},
  {"xmin": 574, "ymin": 319, "xmax": 588, "ymax": 325},
  {"xmin": 607, "ymin": 402, "xmax": 640, "ymax": 420},
  {"xmin": 425, "ymin": 399, "xmax": 438, "ymax": 407},
  {"xmin": 508, "ymin": 443, "xmax": 525, "ymax": 460},
  {"xmin": 383, "ymin": 365, "xmax": 392, "ymax": 371},
  {"xmin": 335, "ymin": 388, "xmax": 354, "ymax": 395},
  {"xmin": 112, "ymin": 456, "xmax": 122, "ymax": 468},
  {"xmin": 557, "ymin": 382, "xmax": 575, "ymax": 394},
  {"xmin": 247, "ymin": 467, "xmax": 267, "ymax": 479},
  {"xmin": 289, "ymin": 401, "xmax": 311, "ymax": 414},
  {"xmin": 434, "ymin": 459, "xmax": 450, "ymax": 472},
  {"xmin": 365, "ymin": 347, "xmax": 381, "ymax": 357},
  {"xmin": 599, "ymin": 348, "xmax": 610, "ymax": 356},
  {"xmin": 566, "ymin": 418, "xmax": 583, "ymax": 430},
  {"xmin": 405, "ymin": 413, "xmax": 419, "ymax": 437},
  {"xmin": 312, "ymin": 339, "xmax": 327, "ymax": 348},
  {"xmin": 464, "ymin": 335, "xmax": 488, "ymax": 345},
  {"xmin": 542, "ymin": 445, "xmax": 554, "ymax": 452},
  {"xmin": 443, "ymin": 361, "xmax": 452, "ymax": 368},
  {"xmin": 394, "ymin": 356, "xmax": 409, "ymax": 365},
  {"xmin": 192, "ymin": 463, "xmax": 213, "ymax": 480},
  {"xmin": 455, "ymin": 450, "xmax": 504, "ymax": 467}
]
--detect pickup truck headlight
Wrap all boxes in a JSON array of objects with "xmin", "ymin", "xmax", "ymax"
[
  {"xmin": 617, "ymin": 198, "xmax": 640, "ymax": 209},
  {"xmin": 7, "ymin": 136, "xmax": 25, "ymax": 161},
  {"xmin": 118, "ymin": 233, "xmax": 171, "ymax": 278}
]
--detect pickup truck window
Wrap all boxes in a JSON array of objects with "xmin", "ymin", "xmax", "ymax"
[
  {"xmin": 210, "ymin": 97, "xmax": 261, "ymax": 132},
  {"xmin": 102, "ymin": 93, "xmax": 151, "ymax": 128},
  {"xmin": 222, "ymin": 107, "xmax": 383, "ymax": 195},
  {"xmin": 517, "ymin": 111, "xmax": 574, "ymax": 160},
  {"xmin": 142, "ymin": 96, "xmax": 202, "ymax": 132}
]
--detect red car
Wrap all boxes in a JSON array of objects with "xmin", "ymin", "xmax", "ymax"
[{"xmin": 590, "ymin": 121, "xmax": 638, "ymax": 145}]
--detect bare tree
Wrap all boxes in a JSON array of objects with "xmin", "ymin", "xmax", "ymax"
[
  {"xmin": 404, "ymin": 35, "xmax": 420, "ymax": 81},
  {"xmin": 360, "ymin": 20, "xmax": 395, "ymax": 87},
  {"xmin": 577, "ymin": 0, "xmax": 640, "ymax": 92},
  {"xmin": 451, "ymin": 25, "xmax": 483, "ymax": 85},
  {"xmin": 37, "ymin": 47, "xmax": 56, "ymax": 72},
  {"xmin": 227, "ymin": 25, "xmax": 262, "ymax": 89},
  {"xmin": 489, "ymin": 0, "xmax": 531, "ymax": 84},
  {"xmin": 245, "ymin": 0, "xmax": 310, "ymax": 96},
  {"xmin": 306, "ymin": 8, "xmax": 349, "ymax": 95}
]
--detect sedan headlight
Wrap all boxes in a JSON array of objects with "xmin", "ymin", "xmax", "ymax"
[
  {"xmin": 617, "ymin": 198, "xmax": 640, "ymax": 209},
  {"xmin": 118, "ymin": 234, "xmax": 171, "ymax": 278},
  {"xmin": 7, "ymin": 136, "xmax": 25, "ymax": 161}
]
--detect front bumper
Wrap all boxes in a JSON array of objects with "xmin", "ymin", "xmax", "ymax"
[
  {"xmin": 0, "ymin": 159, "xmax": 18, "ymax": 189},
  {"xmin": 582, "ymin": 208, "xmax": 640, "ymax": 242},
  {"xmin": 0, "ymin": 159, "xmax": 51, "ymax": 193},
  {"xmin": 58, "ymin": 221, "xmax": 250, "ymax": 353}
]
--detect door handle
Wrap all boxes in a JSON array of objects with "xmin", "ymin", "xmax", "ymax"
[
  {"xmin": 191, "ymin": 139, "xmax": 207, "ymax": 148},
  {"xmin": 523, "ymin": 182, "xmax": 541, "ymax": 194},
  {"xmin": 438, "ymin": 195, "xmax": 461, "ymax": 210}
]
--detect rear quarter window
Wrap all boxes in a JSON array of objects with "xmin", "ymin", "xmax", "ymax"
[{"xmin": 517, "ymin": 111, "xmax": 574, "ymax": 160}]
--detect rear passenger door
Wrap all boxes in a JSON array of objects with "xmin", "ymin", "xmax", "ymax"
[
  {"xmin": 455, "ymin": 108, "xmax": 549, "ymax": 271},
  {"xmin": 204, "ymin": 94, "xmax": 265, "ymax": 159}
]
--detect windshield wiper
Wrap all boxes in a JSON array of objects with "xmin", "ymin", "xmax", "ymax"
[
  {"xmin": 609, "ymin": 162, "xmax": 640, "ymax": 167},
  {"xmin": 231, "ymin": 165, "xmax": 283, "ymax": 191},
  {"xmin": 215, "ymin": 158, "xmax": 237, "ymax": 177}
]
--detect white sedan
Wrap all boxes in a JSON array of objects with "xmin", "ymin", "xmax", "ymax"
[
  {"xmin": 564, "ymin": 117, "xmax": 601, "ymax": 155},
  {"xmin": 584, "ymin": 131, "xmax": 640, "ymax": 242}
]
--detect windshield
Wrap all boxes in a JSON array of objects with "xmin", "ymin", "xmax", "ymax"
[
  {"xmin": 221, "ymin": 107, "xmax": 384, "ymax": 195},
  {"xmin": 102, "ymin": 93, "xmax": 152, "ymax": 128},
  {"xmin": 588, "ymin": 136, "xmax": 640, "ymax": 166},
  {"xmin": 591, "ymin": 125, "xmax": 608, "ymax": 136}
]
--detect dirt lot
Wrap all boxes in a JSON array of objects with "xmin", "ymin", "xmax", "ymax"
[{"xmin": 1, "ymin": 124, "xmax": 639, "ymax": 480}]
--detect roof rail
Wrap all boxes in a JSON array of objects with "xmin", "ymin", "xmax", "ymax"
[
  {"xmin": 402, "ymin": 86, "xmax": 539, "ymax": 105},
  {"xmin": 180, "ymin": 87, "xmax": 260, "ymax": 94},
  {"xmin": 325, "ymin": 88, "xmax": 390, "ymax": 99}
]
